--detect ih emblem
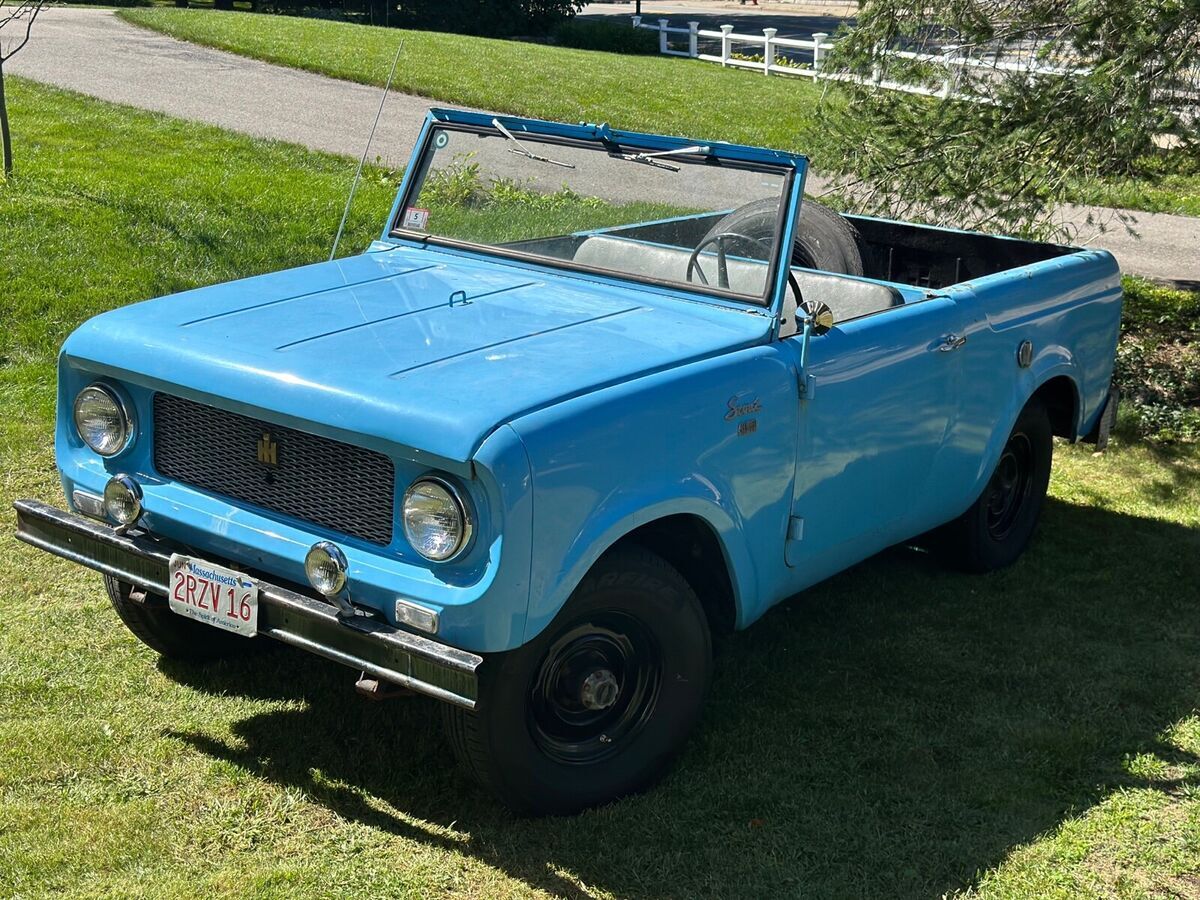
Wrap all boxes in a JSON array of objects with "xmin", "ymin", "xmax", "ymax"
[{"xmin": 256, "ymin": 431, "xmax": 278, "ymax": 466}]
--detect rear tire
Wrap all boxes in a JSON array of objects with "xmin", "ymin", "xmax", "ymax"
[
  {"xmin": 933, "ymin": 399, "xmax": 1053, "ymax": 572},
  {"xmin": 105, "ymin": 576, "xmax": 254, "ymax": 661},
  {"xmin": 703, "ymin": 198, "xmax": 864, "ymax": 276},
  {"xmin": 443, "ymin": 546, "xmax": 712, "ymax": 816}
]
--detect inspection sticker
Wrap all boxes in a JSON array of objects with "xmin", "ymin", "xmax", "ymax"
[{"xmin": 402, "ymin": 207, "xmax": 430, "ymax": 230}]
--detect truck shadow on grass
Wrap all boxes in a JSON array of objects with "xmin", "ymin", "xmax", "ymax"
[{"xmin": 160, "ymin": 496, "xmax": 1200, "ymax": 899}]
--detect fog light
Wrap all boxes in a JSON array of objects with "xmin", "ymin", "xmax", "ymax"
[
  {"xmin": 103, "ymin": 475, "xmax": 142, "ymax": 525},
  {"xmin": 305, "ymin": 541, "xmax": 348, "ymax": 597},
  {"xmin": 394, "ymin": 599, "xmax": 439, "ymax": 634}
]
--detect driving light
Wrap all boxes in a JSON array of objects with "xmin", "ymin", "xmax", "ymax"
[
  {"xmin": 103, "ymin": 475, "xmax": 143, "ymax": 526},
  {"xmin": 402, "ymin": 477, "xmax": 471, "ymax": 562},
  {"xmin": 305, "ymin": 541, "xmax": 348, "ymax": 597},
  {"xmin": 73, "ymin": 383, "xmax": 132, "ymax": 457}
]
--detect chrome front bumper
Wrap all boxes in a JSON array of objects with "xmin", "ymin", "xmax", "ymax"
[{"xmin": 13, "ymin": 499, "xmax": 482, "ymax": 709}]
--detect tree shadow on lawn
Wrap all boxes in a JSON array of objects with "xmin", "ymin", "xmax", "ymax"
[{"xmin": 160, "ymin": 496, "xmax": 1200, "ymax": 899}]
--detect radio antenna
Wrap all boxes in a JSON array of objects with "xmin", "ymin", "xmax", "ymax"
[{"xmin": 330, "ymin": 41, "xmax": 403, "ymax": 261}]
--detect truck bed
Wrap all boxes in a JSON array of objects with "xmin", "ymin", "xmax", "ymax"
[{"xmin": 846, "ymin": 214, "xmax": 1076, "ymax": 290}]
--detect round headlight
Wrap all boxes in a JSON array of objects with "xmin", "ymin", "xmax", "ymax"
[
  {"xmin": 305, "ymin": 541, "xmax": 348, "ymax": 597},
  {"xmin": 73, "ymin": 384, "xmax": 132, "ymax": 456},
  {"xmin": 403, "ymin": 477, "xmax": 471, "ymax": 562},
  {"xmin": 103, "ymin": 475, "xmax": 143, "ymax": 526}
]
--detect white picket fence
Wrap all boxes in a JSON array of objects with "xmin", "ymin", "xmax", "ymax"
[{"xmin": 632, "ymin": 16, "xmax": 1090, "ymax": 102}]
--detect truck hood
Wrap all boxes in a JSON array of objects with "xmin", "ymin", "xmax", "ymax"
[{"xmin": 63, "ymin": 245, "xmax": 772, "ymax": 463}]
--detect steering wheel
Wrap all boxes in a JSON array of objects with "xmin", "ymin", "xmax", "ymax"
[{"xmin": 685, "ymin": 231, "xmax": 773, "ymax": 289}]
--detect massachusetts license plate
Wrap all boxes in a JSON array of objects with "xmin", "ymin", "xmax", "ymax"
[{"xmin": 168, "ymin": 554, "xmax": 259, "ymax": 637}]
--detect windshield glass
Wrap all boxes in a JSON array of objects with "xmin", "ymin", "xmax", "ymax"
[{"xmin": 394, "ymin": 125, "xmax": 792, "ymax": 304}]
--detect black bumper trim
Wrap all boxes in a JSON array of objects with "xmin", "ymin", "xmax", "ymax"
[{"xmin": 13, "ymin": 499, "xmax": 482, "ymax": 709}]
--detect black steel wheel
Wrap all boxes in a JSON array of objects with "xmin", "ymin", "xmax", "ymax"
[
  {"xmin": 932, "ymin": 398, "xmax": 1053, "ymax": 572},
  {"xmin": 985, "ymin": 433, "xmax": 1035, "ymax": 542},
  {"xmin": 443, "ymin": 546, "xmax": 711, "ymax": 816},
  {"xmin": 528, "ymin": 611, "xmax": 662, "ymax": 765}
]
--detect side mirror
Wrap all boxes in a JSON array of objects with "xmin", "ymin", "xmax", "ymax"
[{"xmin": 799, "ymin": 298, "xmax": 834, "ymax": 336}]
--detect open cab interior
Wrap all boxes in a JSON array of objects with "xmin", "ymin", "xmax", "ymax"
[
  {"xmin": 506, "ymin": 209, "xmax": 1078, "ymax": 334},
  {"xmin": 392, "ymin": 111, "xmax": 1078, "ymax": 335}
]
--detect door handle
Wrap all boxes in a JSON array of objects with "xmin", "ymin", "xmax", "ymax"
[{"xmin": 936, "ymin": 333, "xmax": 968, "ymax": 352}]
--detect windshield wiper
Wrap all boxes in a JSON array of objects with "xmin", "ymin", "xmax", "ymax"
[
  {"xmin": 492, "ymin": 119, "xmax": 576, "ymax": 169},
  {"xmin": 614, "ymin": 144, "xmax": 711, "ymax": 172}
]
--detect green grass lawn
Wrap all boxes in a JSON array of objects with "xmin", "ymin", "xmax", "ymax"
[
  {"xmin": 117, "ymin": 8, "xmax": 1200, "ymax": 219},
  {"xmin": 119, "ymin": 7, "xmax": 835, "ymax": 154},
  {"xmin": 4, "ymin": 77, "xmax": 1200, "ymax": 899},
  {"xmin": 1072, "ymin": 168, "xmax": 1200, "ymax": 221},
  {"xmin": 417, "ymin": 164, "xmax": 694, "ymax": 248},
  {"xmin": 118, "ymin": 8, "xmax": 831, "ymax": 154}
]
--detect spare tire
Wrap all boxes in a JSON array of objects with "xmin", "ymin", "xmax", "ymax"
[{"xmin": 702, "ymin": 198, "xmax": 864, "ymax": 276}]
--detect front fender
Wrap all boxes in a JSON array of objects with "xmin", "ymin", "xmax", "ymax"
[
  {"xmin": 510, "ymin": 345, "xmax": 800, "ymax": 646},
  {"xmin": 533, "ymin": 494, "xmax": 751, "ymax": 643}
]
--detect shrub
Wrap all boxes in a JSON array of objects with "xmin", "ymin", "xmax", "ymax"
[
  {"xmin": 396, "ymin": 0, "xmax": 585, "ymax": 37},
  {"xmin": 422, "ymin": 154, "xmax": 484, "ymax": 207},
  {"xmin": 551, "ymin": 18, "xmax": 658, "ymax": 55},
  {"xmin": 1114, "ymin": 279, "xmax": 1200, "ymax": 442}
]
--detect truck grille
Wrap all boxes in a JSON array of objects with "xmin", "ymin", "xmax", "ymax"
[{"xmin": 152, "ymin": 393, "xmax": 395, "ymax": 546}]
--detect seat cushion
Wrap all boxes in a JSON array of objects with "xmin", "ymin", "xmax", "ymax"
[
  {"xmin": 572, "ymin": 234, "xmax": 770, "ymax": 296},
  {"xmin": 573, "ymin": 234, "xmax": 905, "ymax": 328},
  {"xmin": 790, "ymin": 269, "xmax": 904, "ymax": 322}
]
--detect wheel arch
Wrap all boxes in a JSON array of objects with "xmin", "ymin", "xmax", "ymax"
[
  {"xmin": 608, "ymin": 513, "xmax": 738, "ymax": 636},
  {"xmin": 965, "ymin": 362, "xmax": 1080, "ymax": 507},
  {"xmin": 523, "ymin": 502, "xmax": 750, "ymax": 645},
  {"xmin": 1032, "ymin": 373, "xmax": 1081, "ymax": 441}
]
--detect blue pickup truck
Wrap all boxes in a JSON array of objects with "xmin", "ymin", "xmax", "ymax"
[{"xmin": 15, "ymin": 109, "xmax": 1122, "ymax": 815}]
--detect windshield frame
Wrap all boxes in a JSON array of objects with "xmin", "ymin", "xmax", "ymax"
[{"xmin": 385, "ymin": 113, "xmax": 804, "ymax": 308}]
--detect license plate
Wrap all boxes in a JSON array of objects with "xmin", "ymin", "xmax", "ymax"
[{"xmin": 168, "ymin": 554, "xmax": 259, "ymax": 638}]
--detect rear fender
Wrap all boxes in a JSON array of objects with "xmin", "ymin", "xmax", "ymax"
[{"xmin": 970, "ymin": 351, "xmax": 1079, "ymax": 500}]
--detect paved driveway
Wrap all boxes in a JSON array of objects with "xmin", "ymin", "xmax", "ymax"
[
  {"xmin": 9, "ymin": 7, "xmax": 1199, "ymax": 284},
  {"xmin": 9, "ymin": 6, "xmax": 429, "ymax": 167}
]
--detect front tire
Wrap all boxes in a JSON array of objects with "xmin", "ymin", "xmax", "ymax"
[
  {"xmin": 105, "ymin": 576, "xmax": 255, "ymax": 661},
  {"xmin": 443, "ymin": 546, "xmax": 712, "ymax": 816},
  {"xmin": 934, "ymin": 399, "xmax": 1053, "ymax": 572}
]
